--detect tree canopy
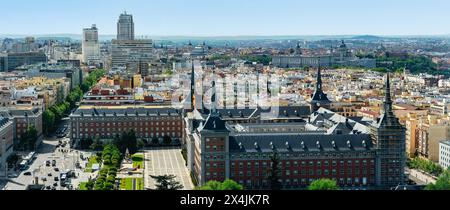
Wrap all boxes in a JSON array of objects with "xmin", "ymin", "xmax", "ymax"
[
  {"xmin": 308, "ymin": 179, "xmax": 339, "ymax": 190},
  {"xmin": 425, "ymin": 170, "xmax": 450, "ymax": 190},
  {"xmin": 150, "ymin": 174, "xmax": 184, "ymax": 190},
  {"xmin": 198, "ymin": 179, "xmax": 244, "ymax": 190}
]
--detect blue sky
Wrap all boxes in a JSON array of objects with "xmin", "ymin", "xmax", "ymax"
[{"xmin": 1, "ymin": 0, "xmax": 449, "ymax": 36}]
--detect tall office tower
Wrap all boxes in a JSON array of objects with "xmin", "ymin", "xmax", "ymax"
[
  {"xmin": 371, "ymin": 73, "xmax": 406, "ymax": 188},
  {"xmin": 82, "ymin": 24, "xmax": 100, "ymax": 64},
  {"xmin": 117, "ymin": 12, "xmax": 135, "ymax": 40}
]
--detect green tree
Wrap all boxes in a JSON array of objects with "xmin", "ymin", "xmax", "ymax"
[
  {"xmin": 267, "ymin": 151, "xmax": 281, "ymax": 190},
  {"xmin": 221, "ymin": 179, "xmax": 244, "ymax": 190},
  {"xmin": 308, "ymin": 179, "xmax": 339, "ymax": 190},
  {"xmin": 6, "ymin": 153, "xmax": 19, "ymax": 168},
  {"xmin": 198, "ymin": 179, "xmax": 243, "ymax": 190},
  {"xmin": 18, "ymin": 126, "xmax": 38, "ymax": 151},
  {"xmin": 150, "ymin": 174, "xmax": 184, "ymax": 190},
  {"xmin": 90, "ymin": 138, "xmax": 104, "ymax": 151},
  {"xmin": 151, "ymin": 137, "xmax": 159, "ymax": 145},
  {"xmin": 163, "ymin": 135, "xmax": 172, "ymax": 145},
  {"xmin": 42, "ymin": 110, "xmax": 55, "ymax": 135},
  {"xmin": 199, "ymin": 180, "xmax": 223, "ymax": 190},
  {"xmin": 425, "ymin": 170, "xmax": 450, "ymax": 190},
  {"xmin": 137, "ymin": 139, "xmax": 145, "ymax": 149}
]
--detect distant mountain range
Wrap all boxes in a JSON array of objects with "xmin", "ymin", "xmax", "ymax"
[{"xmin": 1, "ymin": 34, "xmax": 449, "ymax": 41}]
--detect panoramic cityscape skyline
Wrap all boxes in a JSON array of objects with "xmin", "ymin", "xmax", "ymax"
[
  {"xmin": 2, "ymin": 0, "xmax": 450, "ymax": 200},
  {"xmin": 1, "ymin": 0, "xmax": 450, "ymax": 36}
]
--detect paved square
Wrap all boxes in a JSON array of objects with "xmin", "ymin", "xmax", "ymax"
[{"xmin": 144, "ymin": 147, "xmax": 194, "ymax": 190}]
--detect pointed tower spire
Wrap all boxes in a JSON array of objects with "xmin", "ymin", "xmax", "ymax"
[
  {"xmin": 190, "ymin": 61, "xmax": 195, "ymax": 111},
  {"xmin": 310, "ymin": 58, "xmax": 331, "ymax": 112},
  {"xmin": 316, "ymin": 58, "xmax": 322, "ymax": 91},
  {"xmin": 211, "ymin": 70, "xmax": 217, "ymax": 114},
  {"xmin": 383, "ymin": 72, "xmax": 393, "ymax": 114}
]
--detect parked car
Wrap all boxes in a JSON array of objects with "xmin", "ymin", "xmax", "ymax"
[
  {"xmin": 46, "ymin": 160, "xmax": 51, "ymax": 166},
  {"xmin": 52, "ymin": 160, "xmax": 56, "ymax": 166},
  {"xmin": 54, "ymin": 168, "xmax": 59, "ymax": 172},
  {"xmin": 54, "ymin": 177, "xmax": 59, "ymax": 181},
  {"xmin": 8, "ymin": 173, "xmax": 18, "ymax": 178},
  {"xmin": 24, "ymin": 171, "xmax": 32, "ymax": 176},
  {"xmin": 41, "ymin": 177, "xmax": 47, "ymax": 182},
  {"xmin": 47, "ymin": 173, "xmax": 52, "ymax": 177}
]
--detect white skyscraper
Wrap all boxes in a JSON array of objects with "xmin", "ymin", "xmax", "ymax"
[{"xmin": 82, "ymin": 24, "xmax": 100, "ymax": 64}]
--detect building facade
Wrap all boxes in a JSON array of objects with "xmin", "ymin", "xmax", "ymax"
[
  {"xmin": 0, "ymin": 117, "xmax": 14, "ymax": 175},
  {"xmin": 3, "ymin": 52, "xmax": 47, "ymax": 71},
  {"xmin": 184, "ymin": 71, "xmax": 405, "ymax": 189},
  {"xmin": 439, "ymin": 140, "xmax": 450, "ymax": 170},
  {"xmin": 272, "ymin": 41, "xmax": 376, "ymax": 69},
  {"xmin": 70, "ymin": 106, "xmax": 183, "ymax": 146},
  {"xmin": 82, "ymin": 24, "xmax": 101, "ymax": 64},
  {"xmin": 0, "ymin": 107, "xmax": 43, "ymax": 146},
  {"xmin": 111, "ymin": 39, "xmax": 153, "ymax": 71},
  {"xmin": 117, "ymin": 12, "xmax": 134, "ymax": 41}
]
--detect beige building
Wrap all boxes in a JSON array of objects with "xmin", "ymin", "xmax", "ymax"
[
  {"xmin": 0, "ymin": 117, "xmax": 14, "ymax": 174},
  {"xmin": 417, "ymin": 115, "xmax": 450, "ymax": 162}
]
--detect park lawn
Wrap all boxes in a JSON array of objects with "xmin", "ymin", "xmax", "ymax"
[
  {"xmin": 136, "ymin": 178, "xmax": 144, "ymax": 190},
  {"xmin": 79, "ymin": 182, "xmax": 88, "ymax": 190},
  {"xmin": 84, "ymin": 155, "xmax": 100, "ymax": 172},
  {"xmin": 120, "ymin": 178, "xmax": 144, "ymax": 190},
  {"xmin": 132, "ymin": 154, "xmax": 144, "ymax": 169}
]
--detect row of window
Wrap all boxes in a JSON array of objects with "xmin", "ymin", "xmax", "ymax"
[
  {"xmin": 76, "ymin": 127, "xmax": 180, "ymax": 132},
  {"xmin": 76, "ymin": 132, "xmax": 181, "ymax": 138},
  {"xmin": 231, "ymin": 159, "xmax": 374, "ymax": 168},
  {"xmin": 234, "ymin": 177, "xmax": 369, "ymax": 187},
  {"xmin": 230, "ymin": 152, "xmax": 374, "ymax": 160},
  {"xmin": 230, "ymin": 168, "xmax": 374, "ymax": 177},
  {"xmin": 76, "ymin": 121, "xmax": 181, "ymax": 126},
  {"xmin": 74, "ymin": 116, "xmax": 180, "ymax": 121}
]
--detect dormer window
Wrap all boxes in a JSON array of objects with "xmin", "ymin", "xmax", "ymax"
[
  {"xmin": 254, "ymin": 142, "xmax": 259, "ymax": 150},
  {"xmin": 270, "ymin": 141, "xmax": 275, "ymax": 150},
  {"xmin": 239, "ymin": 142, "xmax": 243, "ymax": 150},
  {"xmin": 362, "ymin": 140, "xmax": 367, "ymax": 148},
  {"xmin": 285, "ymin": 141, "xmax": 290, "ymax": 149},
  {"xmin": 316, "ymin": 141, "xmax": 321, "ymax": 149},
  {"xmin": 332, "ymin": 141, "xmax": 336, "ymax": 149},
  {"xmin": 283, "ymin": 110, "xmax": 288, "ymax": 116},
  {"xmin": 301, "ymin": 141, "xmax": 306, "ymax": 149},
  {"xmin": 347, "ymin": 140, "xmax": 352, "ymax": 148}
]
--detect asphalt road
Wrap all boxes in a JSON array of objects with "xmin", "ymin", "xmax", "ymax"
[{"xmin": 3, "ymin": 136, "xmax": 78, "ymax": 190}]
